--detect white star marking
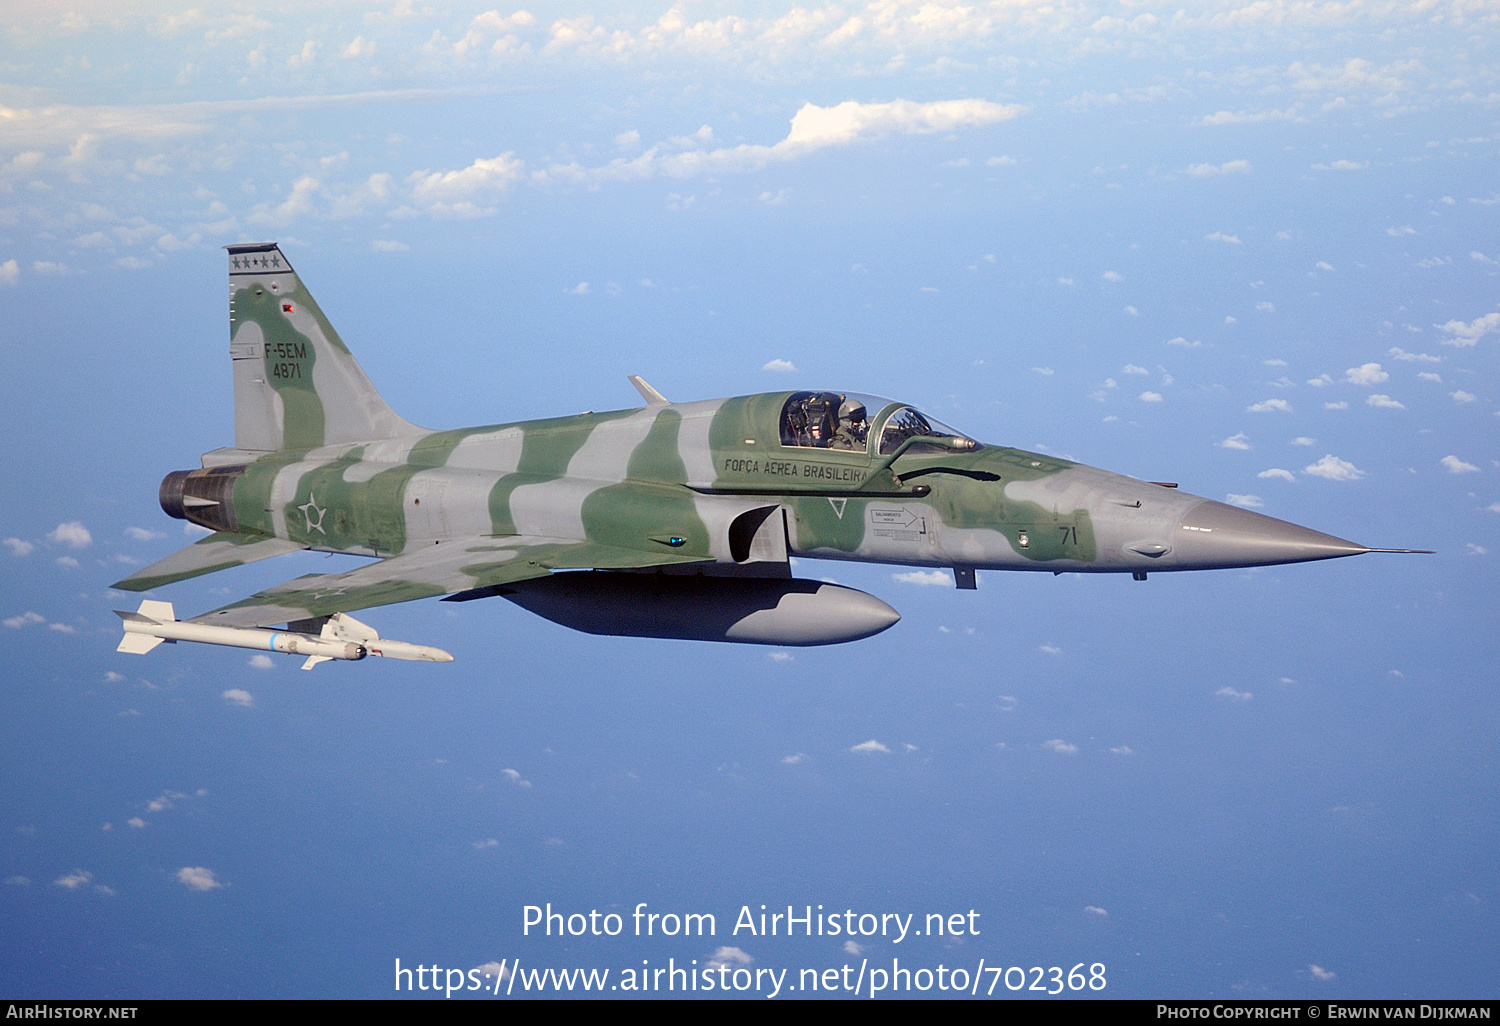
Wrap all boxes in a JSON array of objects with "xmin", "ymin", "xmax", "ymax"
[{"xmin": 297, "ymin": 492, "xmax": 328, "ymax": 535}]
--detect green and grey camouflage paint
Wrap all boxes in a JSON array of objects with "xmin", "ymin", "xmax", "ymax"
[{"xmin": 114, "ymin": 243, "xmax": 1392, "ymax": 642}]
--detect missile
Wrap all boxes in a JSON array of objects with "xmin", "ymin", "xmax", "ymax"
[{"xmin": 114, "ymin": 600, "xmax": 452, "ymax": 669}]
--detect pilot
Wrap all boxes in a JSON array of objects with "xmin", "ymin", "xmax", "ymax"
[{"xmin": 830, "ymin": 398, "xmax": 868, "ymax": 450}]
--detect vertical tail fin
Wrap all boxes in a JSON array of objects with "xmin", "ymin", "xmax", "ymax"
[{"xmin": 227, "ymin": 243, "xmax": 425, "ymax": 451}]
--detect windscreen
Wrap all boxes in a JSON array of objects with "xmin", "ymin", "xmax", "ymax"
[{"xmin": 876, "ymin": 407, "xmax": 979, "ymax": 455}]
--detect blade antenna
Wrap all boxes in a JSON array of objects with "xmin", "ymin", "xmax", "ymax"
[{"xmin": 628, "ymin": 375, "xmax": 669, "ymax": 406}]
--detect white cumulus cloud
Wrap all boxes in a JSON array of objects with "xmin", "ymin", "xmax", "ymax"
[
  {"xmin": 4, "ymin": 538, "xmax": 34, "ymax": 556},
  {"xmin": 1366, "ymin": 394, "xmax": 1405, "ymax": 409},
  {"xmin": 1258, "ymin": 468, "xmax": 1296, "ymax": 482},
  {"xmin": 176, "ymin": 867, "xmax": 222, "ymax": 891},
  {"xmin": 781, "ymin": 98, "xmax": 1024, "ymax": 151},
  {"xmin": 1219, "ymin": 432, "xmax": 1251, "ymax": 450},
  {"xmin": 1216, "ymin": 686, "xmax": 1253, "ymax": 701},
  {"xmin": 1440, "ymin": 455, "xmax": 1479, "ymax": 474},
  {"xmin": 407, "ymin": 153, "xmax": 523, "ymax": 216},
  {"xmin": 474, "ymin": 961, "xmax": 511, "ymax": 983},
  {"xmin": 1344, "ymin": 363, "xmax": 1388, "ymax": 385},
  {"xmin": 893, "ymin": 570, "xmax": 951, "ymax": 586},
  {"xmin": 1248, "ymin": 399, "xmax": 1291, "ymax": 413},
  {"xmin": 221, "ymin": 688, "xmax": 253, "ymax": 707},
  {"xmin": 541, "ymin": 99, "xmax": 1025, "ymax": 187},
  {"xmin": 1435, "ymin": 313, "xmax": 1498, "ymax": 347},
  {"xmin": 850, "ymin": 739, "xmax": 890, "ymax": 754},
  {"xmin": 1388, "ymin": 347, "xmax": 1441, "ymax": 363},
  {"xmin": 1304, "ymin": 455, "xmax": 1364, "ymax": 481},
  {"xmin": 1187, "ymin": 160, "xmax": 1251, "ymax": 176},
  {"xmin": 705, "ymin": 947, "xmax": 753, "ymax": 971},
  {"xmin": 47, "ymin": 522, "xmax": 91, "ymax": 548},
  {"xmin": 762, "ymin": 358, "xmax": 796, "ymax": 372},
  {"xmin": 1226, "ymin": 494, "xmax": 1263, "ymax": 508},
  {"xmin": 1042, "ymin": 739, "xmax": 1078, "ymax": 754}
]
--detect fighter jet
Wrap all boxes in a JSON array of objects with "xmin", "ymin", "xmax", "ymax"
[{"xmin": 112, "ymin": 243, "xmax": 1429, "ymax": 667}]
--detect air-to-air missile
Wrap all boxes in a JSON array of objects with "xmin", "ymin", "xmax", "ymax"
[
  {"xmin": 116, "ymin": 601, "xmax": 452, "ymax": 670},
  {"xmin": 111, "ymin": 242, "xmax": 1430, "ymax": 668}
]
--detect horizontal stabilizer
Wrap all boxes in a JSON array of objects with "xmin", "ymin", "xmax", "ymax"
[{"xmin": 112, "ymin": 532, "xmax": 307, "ymax": 592}]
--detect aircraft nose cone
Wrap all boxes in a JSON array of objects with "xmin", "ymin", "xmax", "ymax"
[{"xmin": 1174, "ymin": 499, "xmax": 1369, "ymax": 569}]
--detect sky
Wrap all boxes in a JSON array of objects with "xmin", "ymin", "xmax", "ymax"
[{"xmin": 1, "ymin": 0, "xmax": 1497, "ymax": 1001}]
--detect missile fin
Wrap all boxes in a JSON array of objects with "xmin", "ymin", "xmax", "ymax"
[
  {"xmin": 301, "ymin": 655, "xmax": 332, "ymax": 671},
  {"xmin": 137, "ymin": 600, "xmax": 176, "ymax": 623},
  {"xmin": 117, "ymin": 633, "xmax": 165, "ymax": 655},
  {"xmin": 323, "ymin": 612, "xmax": 380, "ymax": 643}
]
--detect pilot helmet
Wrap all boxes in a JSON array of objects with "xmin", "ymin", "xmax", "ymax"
[{"xmin": 838, "ymin": 398, "xmax": 866, "ymax": 423}]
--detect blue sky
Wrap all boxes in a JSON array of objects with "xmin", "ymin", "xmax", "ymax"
[{"xmin": 1, "ymin": 0, "xmax": 1497, "ymax": 999}]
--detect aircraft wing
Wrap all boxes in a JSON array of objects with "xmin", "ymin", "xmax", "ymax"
[
  {"xmin": 190, "ymin": 536, "xmax": 710, "ymax": 629},
  {"xmin": 112, "ymin": 532, "xmax": 309, "ymax": 592}
]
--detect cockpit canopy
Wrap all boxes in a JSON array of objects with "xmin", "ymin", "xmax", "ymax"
[{"xmin": 778, "ymin": 391, "xmax": 979, "ymax": 456}]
